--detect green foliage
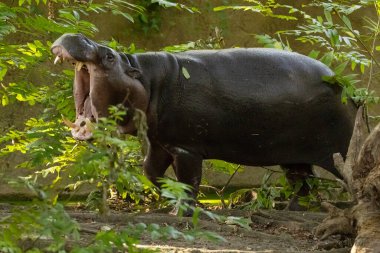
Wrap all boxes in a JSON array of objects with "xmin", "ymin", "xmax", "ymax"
[
  {"xmin": 0, "ymin": 93, "xmax": 231, "ymax": 251},
  {"xmin": 151, "ymin": 0, "xmax": 199, "ymax": 13},
  {"xmin": 103, "ymin": 0, "xmax": 145, "ymax": 23},
  {"xmin": 163, "ymin": 27, "xmax": 224, "ymax": 52},
  {"xmin": 206, "ymin": 159, "xmax": 243, "ymax": 176},
  {"xmin": 0, "ymin": 169, "xmax": 232, "ymax": 252},
  {"xmin": 226, "ymin": 171, "xmax": 348, "ymax": 212},
  {"xmin": 0, "ymin": 3, "xmax": 16, "ymax": 40},
  {"xmin": 260, "ymin": 1, "xmax": 378, "ymax": 105},
  {"xmin": 297, "ymin": 177, "xmax": 350, "ymax": 211},
  {"xmin": 0, "ymin": 202, "xmax": 80, "ymax": 253},
  {"xmin": 65, "ymin": 106, "xmax": 152, "ymax": 215},
  {"xmin": 255, "ymin": 34, "xmax": 291, "ymax": 50},
  {"xmin": 217, "ymin": 0, "xmax": 380, "ymax": 106},
  {"xmin": 228, "ymin": 171, "xmax": 282, "ymax": 210},
  {"xmin": 135, "ymin": 0, "xmax": 162, "ymax": 34},
  {"xmin": 159, "ymin": 178, "xmax": 251, "ymax": 233},
  {"xmin": 214, "ymin": 0, "xmax": 298, "ymax": 20},
  {"xmin": 134, "ymin": 0, "xmax": 198, "ymax": 34}
]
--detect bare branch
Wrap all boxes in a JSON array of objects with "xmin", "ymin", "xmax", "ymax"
[
  {"xmin": 354, "ymin": 122, "xmax": 380, "ymax": 181},
  {"xmin": 315, "ymin": 202, "xmax": 354, "ymax": 240},
  {"xmin": 341, "ymin": 107, "xmax": 368, "ymax": 191}
]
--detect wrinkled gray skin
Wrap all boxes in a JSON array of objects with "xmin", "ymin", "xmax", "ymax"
[{"xmin": 51, "ymin": 33, "xmax": 357, "ymax": 211}]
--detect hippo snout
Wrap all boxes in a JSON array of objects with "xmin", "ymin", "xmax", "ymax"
[{"xmin": 51, "ymin": 33, "xmax": 98, "ymax": 63}]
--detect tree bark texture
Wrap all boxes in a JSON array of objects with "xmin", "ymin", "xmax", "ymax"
[{"xmin": 315, "ymin": 106, "xmax": 380, "ymax": 253}]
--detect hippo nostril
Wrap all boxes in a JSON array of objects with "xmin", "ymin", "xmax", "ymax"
[{"xmin": 80, "ymin": 121, "xmax": 86, "ymax": 127}]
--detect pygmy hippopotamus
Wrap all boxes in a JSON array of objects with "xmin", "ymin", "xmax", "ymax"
[{"xmin": 51, "ymin": 33, "xmax": 357, "ymax": 210}]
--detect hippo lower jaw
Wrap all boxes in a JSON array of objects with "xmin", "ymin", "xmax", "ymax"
[
  {"xmin": 63, "ymin": 115, "xmax": 94, "ymax": 141},
  {"xmin": 52, "ymin": 45, "xmax": 95, "ymax": 141}
]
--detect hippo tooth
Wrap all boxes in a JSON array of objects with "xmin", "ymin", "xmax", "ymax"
[
  {"xmin": 54, "ymin": 56, "xmax": 61, "ymax": 65},
  {"xmin": 62, "ymin": 117, "xmax": 79, "ymax": 130},
  {"xmin": 76, "ymin": 62, "xmax": 84, "ymax": 71}
]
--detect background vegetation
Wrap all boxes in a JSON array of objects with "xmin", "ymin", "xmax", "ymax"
[{"xmin": 0, "ymin": 0, "xmax": 379, "ymax": 252}]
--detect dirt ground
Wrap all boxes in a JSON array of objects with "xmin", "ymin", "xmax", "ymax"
[
  {"xmin": 87, "ymin": 209, "xmax": 355, "ymax": 252},
  {"xmin": 0, "ymin": 202, "xmax": 355, "ymax": 252},
  {"xmin": 2, "ymin": 202, "xmax": 355, "ymax": 253}
]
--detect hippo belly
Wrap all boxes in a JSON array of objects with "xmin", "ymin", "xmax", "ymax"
[{"xmin": 157, "ymin": 94, "xmax": 354, "ymax": 173}]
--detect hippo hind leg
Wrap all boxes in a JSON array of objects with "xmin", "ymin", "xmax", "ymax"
[{"xmin": 281, "ymin": 164, "xmax": 314, "ymax": 211}]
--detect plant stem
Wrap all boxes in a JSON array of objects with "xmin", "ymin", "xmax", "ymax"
[
  {"xmin": 220, "ymin": 165, "xmax": 241, "ymax": 193},
  {"xmin": 217, "ymin": 165, "xmax": 241, "ymax": 208},
  {"xmin": 366, "ymin": 2, "xmax": 380, "ymax": 91}
]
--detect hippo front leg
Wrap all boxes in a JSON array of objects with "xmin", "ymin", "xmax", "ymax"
[
  {"xmin": 170, "ymin": 147, "xmax": 203, "ymax": 215},
  {"xmin": 160, "ymin": 148, "xmax": 202, "ymax": 217},
  {"xmin": 143, "ymin": 143, "xmax": 173, "ymax": 187},
  {"xmin": 144, "ymin": 144, "xmax": 202, "ymax": 215}
]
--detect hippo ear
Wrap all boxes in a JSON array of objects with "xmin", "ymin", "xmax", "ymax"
[
  {"xmin": 126, "ymin": 66, "xmax": 142, "ymax": 79},
  {"xmin": 120, "ymin": 53, "xmax": 142, "ymax": 79}
]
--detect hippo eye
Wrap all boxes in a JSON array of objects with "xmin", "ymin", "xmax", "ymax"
[{"xmin": 106, "ymin": 53, "xmax": 115, "ymax": 62}]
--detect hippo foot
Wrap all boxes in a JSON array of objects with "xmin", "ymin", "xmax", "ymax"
[
  {"xmin": 286, "ymin": 196, "xmax": 308, "ymax": 211},
  {"xmin": 169, "ymin": 205, "xmax": 194, "ymax": 217}
]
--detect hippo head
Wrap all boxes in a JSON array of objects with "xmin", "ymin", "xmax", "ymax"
[{"xmin": 51, "ymin": 33, "xmax": 148, "ymax": 140}]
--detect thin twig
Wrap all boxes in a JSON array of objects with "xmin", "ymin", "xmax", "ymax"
[
  {"xmin": 260, "ymin": 166, "xmax": 282, "ymax": 174},
  {"xmin": 366, "ymin": 2, "xmax": 380, "ymax": 91},
  {"xmin": 200, "ymin": 165, "xmax": 241, "ymax": 208},
  {"xmin": 79, "ymin": 227, "xmax": 99, "ymax": 234},
  {"xmin": 200, "ymin": 184, "xmax": 227, "ymax": 208},
  {"xmin": 220, "ymin": 165, "xmax": 241, "ymax": 193},
  {"xmin": 218, "ymin": 165, "xmax": 241, "ymax": 208}
]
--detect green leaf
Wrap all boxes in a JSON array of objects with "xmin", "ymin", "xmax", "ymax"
[
  {"xmin": 16, "ymin": 93, "xmax": 26, "ymax": 101},
  {"xmin": 317, "ymin": 16, "xmax": 323, "ymax": 24},
  {"xmin": 360, "ymin": 63, "xmax": 365, "ymax": 73},
  {"xmin": 27, "ymin": 42, "xmax": 37, "ymax": 52},
  {"xmin": 349, "ymin": 61, "xmax": 356, "ymax": 71},
  {"xmin": 342, "ymin": 15, "xmax": 352, "ymax": 30},
  {"xmin": 182, "ymin": 66, "xmax": 190, "ymax": 79},
  {"xmin": 341, "ymin": 87, "xmax": 348, "ymax": 104},
  {"xmin": 376, "ymin": 45, "xmax": 380, "ymax": 51},
  {"xmin": 308, "ymin": 50, "xmax": 320, "ymax": 59},
  {"xmin": 0, "ymin": 66, "xmax": 7, "ymax": 81},
  {"xmin": 152, "ymin": 0, "xmax": 177, "ymax": 8},
  {"xmin": 324, "ymin": 10, "xmax": 333, "ymax": 24},
  {"xmin": 319, "ymin": 52, "xmax": 334, "ymax": 66},
  {"xmin": 342, "ymin": 36, "xmax": 352, "ymax": 46},
  {"xmin": 322, "ymin": 75, "xmax": 336, "ymax": 84},
  {"xmin": 2, "ymin": 95, "xmax": 9, "ymax": 106},
  {"xmin": 192, "ymin": 207, "xmax": 200, "ymax": 228},
  {"xmin": 334, "ymin": 61, "xmax": 348, "ymax": 75}
]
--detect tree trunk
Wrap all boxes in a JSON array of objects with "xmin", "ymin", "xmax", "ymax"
[{"xmin": 315, "ymin": 106, "xmax": 380, "ymax": 253}]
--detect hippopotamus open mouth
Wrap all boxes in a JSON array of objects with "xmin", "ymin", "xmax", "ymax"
[
  {"xmin": 51, "ymin": 33, "xmax": 148, "ymax": 141},
  {"xmin": 51, "ymin": 34, "xmax": 96, "ymax": 140}
]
